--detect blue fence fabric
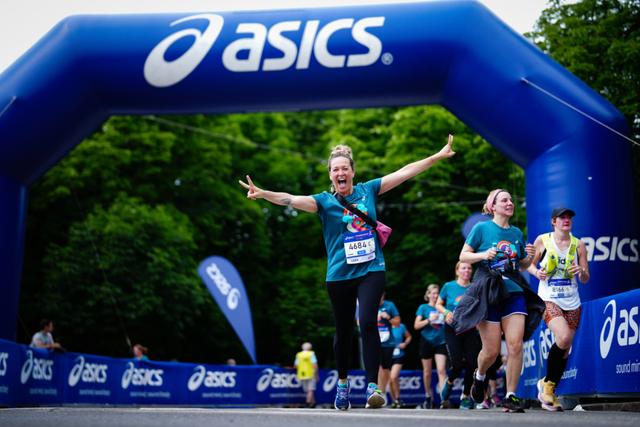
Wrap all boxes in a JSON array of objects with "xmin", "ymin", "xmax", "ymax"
[{"xmin": 1, "ymin": 290, "xmax": 637, "ymax": 407}]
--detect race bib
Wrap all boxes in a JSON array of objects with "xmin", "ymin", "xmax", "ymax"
[
  {"xmin": 379, "ymin": 327, "xmax": 390, "ymax": 343},
  {"xmin": 343, "ymin": 230, "xmax": 376, "ymax": 264},
  {"xmin": 549, "ymin": 278, "xmax": 577, "ymax": 299}
]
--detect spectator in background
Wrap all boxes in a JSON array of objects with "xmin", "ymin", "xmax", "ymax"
[
  {"xmin": 295, "ymin": 342, "xmax": 319, "ymax": 408},
  {"xmin": 30, "ymin": 319, "xmax": 62, "ymax": 351},
  {"xmin": 226, "ymin": 358, "xmax": 237, "ymax": 366},
  {"xmin": 133, "ymin": 344, "xmax": 149, "ymax": 361}
]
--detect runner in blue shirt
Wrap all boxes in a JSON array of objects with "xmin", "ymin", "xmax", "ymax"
[
  {"xmin": 414, "ymin": 284, "xmax": 447, "ymax": 409},
  {"xmin": 459, "ymin": 189, "xmax": 535, "ymax": 412},
  {"xmin": 240, "ymin": 135, "xmax": 456, "ymax": 410},
  {"xmin": 436, "ymin": 262, "xmax": 481, "ymax": 409},
  {"xmin": 389, "ymin": 322, "xmax": 411, "ymax": 408},
  {"xmin": 377, "ymin": 294, "xmax": 400, "ymax": 401}
]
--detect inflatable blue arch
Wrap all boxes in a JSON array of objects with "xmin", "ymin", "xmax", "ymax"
[{"xmin": 0, "ymin": 1, "xmax": 637, "ymax": 340}]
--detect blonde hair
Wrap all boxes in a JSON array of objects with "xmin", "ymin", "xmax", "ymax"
[
  {"xmin": 424, "ymin": 283, "xmax": 440, "ymax": 301},
  {"xmin": 455, "ymin": 261, "xmax": 472, "ymax": 277},
  {"xmin": 327, "ymin": 145, "xmax": 354, "ymax": 192},
  {"xmin": 483, "ymin": 188, "xmax": 506, "ymax": 215}
]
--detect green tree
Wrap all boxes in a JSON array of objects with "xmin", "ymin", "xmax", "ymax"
[{"xmin": 528, "ymin": 0, "xmax": 640, "ymax": 197}]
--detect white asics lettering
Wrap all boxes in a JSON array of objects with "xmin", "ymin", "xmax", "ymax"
[
  {"xmin": 145, "ymin": 13, "xmax": 386, "ymax": 86},
  {"xmin": 205, "ymin": 262, "xmax": 241, "ymax": 310},
  {"xmin": 68, "ymin": 356, "xmax": 109, "ymax": 387},
  {"xmin": 600, "ymin": 298, "xmax": 639, "ymax": 359},
  {"xmin": 144, "ymin": 14, "xmax": 224, "ymax": 87},
  {"xmin": 223, "ymin": 16, "xmax": 385, "ymax": 72},
  {"xmin": 188, "ymin": 366, "xmax": 237, "ymax": 391},
  {"xmin": 322, "ymin": 370, "xmax": 366, "ymax": 392},
  {"xmin": 20, "ymin": 350, "xmax": 54, "ymax": 384},
  {"xmin": 0, "ymin": 352, "xmax": 8, "ymax": 376},
  {"xmin": 121, "ymin": 361, "xmax": 164, "ymax": 389},
  {"xmin": 582, "ymin": 236, "xmax": 639, "ymax": 262},
  {"xmin": 398, "ymin": 375, "xmax": 421, "ymax": 390},
  {"xmin": 521, "ymin": 338, "xmax": 537, "ymax": 373},
  {"xmin": 256, "ymin": 368, "xmax": 299, "ymax": 392}
]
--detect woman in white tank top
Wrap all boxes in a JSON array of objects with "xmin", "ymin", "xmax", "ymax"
[{"xmin": 527, "ymin": 207, "xmax": 589, "ymax": 412}]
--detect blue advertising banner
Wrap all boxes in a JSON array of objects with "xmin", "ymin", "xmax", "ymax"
[
  {"xmin": 517, "ymin": 288, "xmax": 640, "ymax": 399},
  {"xmin": 16, "ymin": 347, "xmax": 63, "ymax": 405},
  {"xmin": 0, "ymin": 338, "xmax": 18, "ymax": 406},
  {"xmin": 115, "ymin": 359, "xmax": 188, "ymax": 405},
  {"xmin": 198, "ymin": 256, "xmax": 256, "ymax": 363},
  {"xmin": 1, "ymin": 289, "xmax": 637, "ymax": 408},
  {"xmin": 62, "ymin": 353, "xmax": 115, "ymax": 404}
]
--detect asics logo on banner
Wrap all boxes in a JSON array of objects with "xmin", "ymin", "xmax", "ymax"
[
  {"xmin": 582, "ymin": 236, "xmax": 639, "ymax": 262},
  {"xmin": 0, "ymin": 352, "xmax": 8, "ymax": 376},
  {"xmin": 20, "ymin": 350, "xmax": 54, "ymax": 384},
  {"xmin": 145, "ymin": 14, "xmax": 387, "ymax": 87},
  {"xmin": 121, "ymin": 362, "xmax": 164, "ymax": 389},
  {"xmin": 322, "ymin": 370, "xmax": 366, "ymax": 392},
  {"xmin": 188, "ymin": 366, "xmax": 237, "ymax": 391},
  {"xmin": 399, "ymin": 376, "xmax": 421, "ymax": 390},
  {"xmin": 256, "ymin": 368, "xmax": 299, "ymax": 392},
  {"xmin": 68, "ymin": 356, "xmax": 108, "ymax": 387},
  {"xmin": 145, "ymin": 14, "xmax": 224, "ymax": 87},
  {"xmin": 600, "ymin": 299, "xmax": 639, "ymax": 359},
  {"xmin": 205, "ymin": 262, "xmax": 241, "ymax": 310},
  {"xmin": 521, "ymin": 338, "xmax": 537, "ymax": 374}
]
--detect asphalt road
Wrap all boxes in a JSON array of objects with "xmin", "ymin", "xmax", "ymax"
[{"xmin": 1, "ymin": 406, "xmax": 638, "ymax": 427}]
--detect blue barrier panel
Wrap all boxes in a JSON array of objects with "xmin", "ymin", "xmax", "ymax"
[
  {"xmin": 16, "ymin": 347, "xmax": 63, "ymax": 405},
  {"xmin": 186, "ymin": 364, "xmax": 272, "ymax": 406},
  {"xmin": 0, "ymin": 339, "xmax": 19, "ymax": 406},
  {"xmin": 517, "ymin": 288, "xmax": 640, "ymax": 398},
  {"xmin": 115, "ymin": 359, "xmax": 188, "ymax": 405},
  {"xmin": 62, "ymin": 353, "xmax": 117, "ymax": 405}
]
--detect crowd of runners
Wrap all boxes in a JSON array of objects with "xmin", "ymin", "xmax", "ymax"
[{"xmin": 241, "ymin": 136, "xmax": 589, "ymax": 413}]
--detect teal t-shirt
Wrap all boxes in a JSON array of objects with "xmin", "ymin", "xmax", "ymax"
[
  {"xmin": 391, "ymin": 323, "xmax": 408, "ymax": 359},
  {"xmin": 312, "ymin": 179, "xmax": 386, "ymax": 282},
  {"xmin": 415, "ymin": 304, "xmax": 445, "ymax": 346},
  {"xmin": 378, "ymin": 300, "xmax": 400, "ymax": 348},
  {"xmin": 439, "ymin": 280, "xmax": 469, "ymax": 312},
  {"xmin": 465, "ymin": 220, "xmax": 526, "ymax": 293}
]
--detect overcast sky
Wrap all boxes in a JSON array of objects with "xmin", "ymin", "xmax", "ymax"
[{"xmin": 0, "ymin": 0, "xmax": 550, "ymax": 73}]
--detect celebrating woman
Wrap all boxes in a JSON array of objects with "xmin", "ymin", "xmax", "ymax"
[{"xmin": 240, "ymin": 135, "xmax": 455, "ymax": 410}]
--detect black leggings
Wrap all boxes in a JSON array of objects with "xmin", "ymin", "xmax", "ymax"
[
  {"xmin": 444, "ymin": 324, "xmax": 481, "ymax": 395},
  {"xmin": 326, "ymin": 271, "xmax": 386, "ymax": 384}
]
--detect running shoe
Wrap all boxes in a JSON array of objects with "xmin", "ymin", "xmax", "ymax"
[
  {"xmin": 490, "ymin": 393, "xmax": 502, "ymax": 407},
  {"xmin": 391, "ymin": 399, "xmax": 400, "ymax": 409},
  {"xmin": 470, "ymin": 371, "xmax": 486, "ymax": 404},
  {"xmin": 334, "ymin": 380, "xmax": 351, "ymax": 410},
  {"xmin": 365, "ymin": 383, "xmax": 386, "ymax": 409},
  {"xmin": 459, "ymin": 396, "xmax": 474, "ymax": 410},
  {"xmin": 502, "ymin": 394, "xmax": 526, "ymax": 413},
  {"xmin": 476, "ymin": 398, "xmax": 491, "ymax": 409},
  {"xmin": 421, "ymin": 396, "xmax": 433, "ymax": 409},
  {"xmin": 537, "ymin": 379, "xmax": 563, "ymax": 412},
  {"xmin": 440, "ymin": 378, "xmax": 453, "ymax": 402}
]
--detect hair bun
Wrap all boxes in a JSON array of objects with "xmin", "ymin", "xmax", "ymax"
[{"xmin": 330, "ymin": 144, "xmax": 352, "ymax": 158}]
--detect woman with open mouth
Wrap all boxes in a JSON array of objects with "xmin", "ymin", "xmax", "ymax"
[{"xmin": 239, "ymin": 134, "xmax": 455, "ymax": 410}]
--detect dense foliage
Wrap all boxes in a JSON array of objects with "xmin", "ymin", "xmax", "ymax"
[
  {"xmin": 527, "ymin": 0, "xmax": 640, "ymax": 196},
  {"xmin": 19, "ymin": 0, "xmax": 637, "ymax": 369},
  {"xmin": 19, "ymin": 107, "xmax": 523, "ymax": 368}
]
